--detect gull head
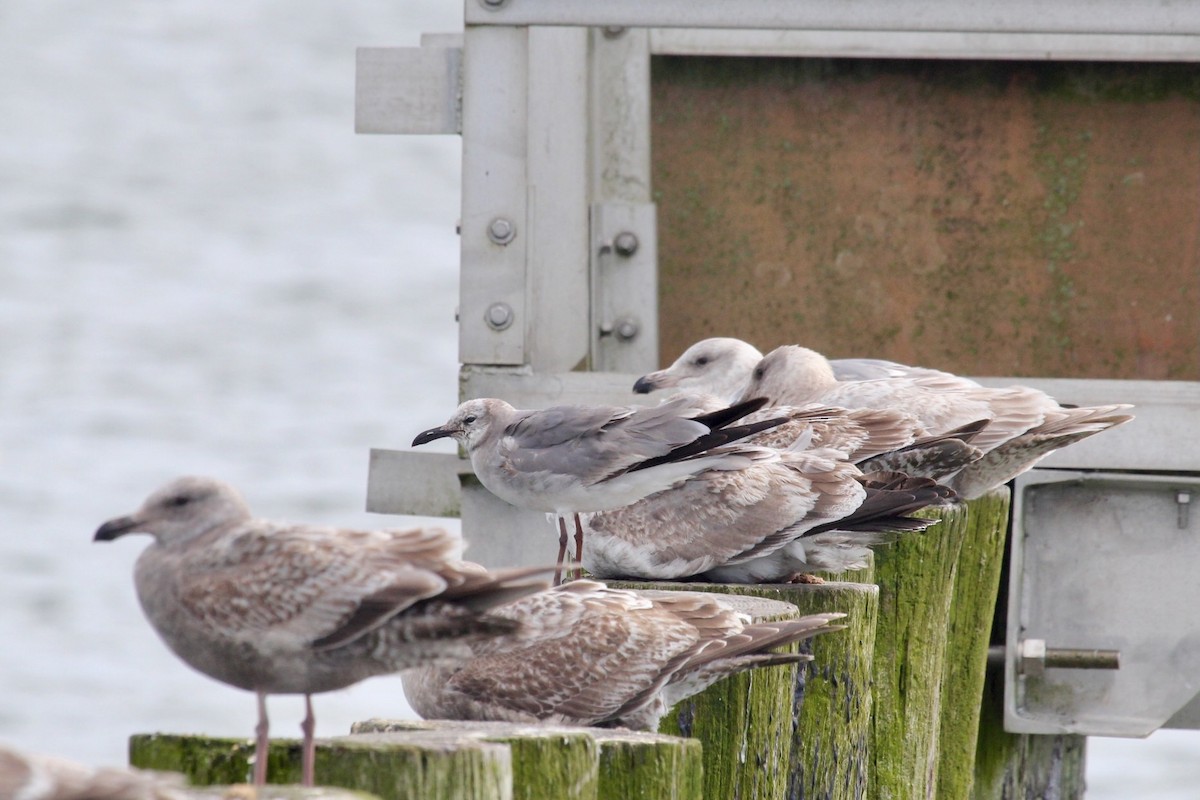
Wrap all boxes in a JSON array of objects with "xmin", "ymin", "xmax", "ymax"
[
  {"xmin": 412, "ymin": 398, "xmax": 510, "ymax": 452},
  {"xmin": 94, "ymin": 476, "xmax": 253, "ymax": 546},
  {"xmin": 632, "ymin": 337, "xmax": 763, "ymax": 403},
  {"xmin": 740, "ymin": 345, "xmax": 837, "ymax": 405}
]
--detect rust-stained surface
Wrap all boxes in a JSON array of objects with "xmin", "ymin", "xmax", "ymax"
[{"xmin": 651, "ymin": 58, "xmax": 1200, "ymax": 379}]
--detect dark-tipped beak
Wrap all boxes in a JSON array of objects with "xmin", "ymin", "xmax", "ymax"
[
  {"xmin": 412, "ymin": 425, "xmax": 454, "ymax": 447},
  {"xmin": 632, "ymin": 373, "xmax": 668, "ymax": 394},
  {"xmin": 94, "ymin": 515, "xmax": 139, "ymax": 542}
]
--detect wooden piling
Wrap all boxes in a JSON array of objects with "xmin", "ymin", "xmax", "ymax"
[
  {"xmin": 132, "ymin": 722, "xmax": 705, "ymax": 800},
  {"xmin": 614, "ymin": 580, "xmax": 878, "ymax": 800},
  {"xmin": 936, "ymin": 489, "xmax": 1011, "ymax": 800},
  {"xmin": 130, "ymin": 732, "xmax": 511, "ymax": 800}
]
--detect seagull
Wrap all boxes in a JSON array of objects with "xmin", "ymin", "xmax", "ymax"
[
  {"xmin": 0, "ymin": 744, "xmax": 185, "ymax": 800},
  {"xmin": 402, "ymin": 579, "xmax": 845, "ymax": 730},
  {"xmin": 94, "ymin": 476, "xmax": 550, "ymax": 787},
  {"xmin": 580, "ymin": 434, "xmax": 954, "ymax": 583},
  {"xmin": 412, "ymin": 395, "xmax": 788, "ymax": 582},
  {"xmin": 740, "ymin": 345, "xmax": 1134, "ymax": 498},
  {"xmin": 633, "ymin": 337, "xmax": 976, "ymax": 403}
]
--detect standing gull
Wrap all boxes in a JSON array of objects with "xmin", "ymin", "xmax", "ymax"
[
  {"xmin": 94, "ymin": 476, "xmax": 549, "ymax": 787},
  {"xmin": 412, "ymin": 395, "xmax": 787, "ymax": 580},
  {"xmin": 741, "ymin": 345, "xmax": 1135, "ymax": 498},
  {"xmin": 402, "ymin": 579, "xmax": 845, "ymax": 730}
]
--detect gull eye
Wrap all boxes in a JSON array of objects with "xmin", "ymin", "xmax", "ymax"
[
  {"xmin": 166, "ymin": 494, "xmax": 192, "ymax": 508},
  {"xmin": 463, "ymin": 414, "xmax": 478, "ymax": 425},
  {"xmin": 694, "ymin": 356, "xmax": 710, "ymax": 366},
  {"xmin": 753, "ymin": 366, "xmax": 765, "ymax": 380}
]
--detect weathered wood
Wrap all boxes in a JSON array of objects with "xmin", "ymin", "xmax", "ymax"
[
  {"xmin": 936, "ymin": 489, "xmax": 1011, "ymax": 800},
  {"xmin": 971, "ymin": 668, "xmax": 1087, "ymax": 800},
  {"xmin": 130, "ymin": 731, "xmax": 511, "ymax": 800},
  {"xmin": 604, "ymin": 585, "xmax": 797, "ymax": 800},
  {"xmin": 614, "ymin": 580, "xmax": 877, "ymax": 800},
  {"xmin": 353, "ymin": 720, "xmax": 704, "ymax": 800},
  {"xmin": 868, "ymin": 500, "xmax": 970, "ymax": 799},
  {"xmin": 590, "ymin": 729, "xmax": 704, "ymax": 800},
  {"xmin": 181, "ymin": 788, "xmax": 381, "ymax": 800}
]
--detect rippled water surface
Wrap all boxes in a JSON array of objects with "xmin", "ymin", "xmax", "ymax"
[{"xmin": 2, "ymin": 3, "xmax": 1197, "ymax": 795}]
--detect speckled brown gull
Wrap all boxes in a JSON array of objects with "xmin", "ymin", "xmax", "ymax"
[
  {"xmin": 581, "ymin": 436, "xmax": 954, "ymax": 583},
  {"xmin": 741, "ymin": 345, "xmax": 1134, "ymax": 498},
  {"xmin": 412, "ymin": 395, "xmax": 787, "ymax": 580},
  {"xmin": 93, "ymin": 476, "xmax": 549, "ymax": 787},
  {"xmin": 633, "ymin": 336, "xmax": 976, "ymax": 403},
  {"xmin": 0, "ymin": 744, "xmax": 185, "ymax": 800},
  {"xmin": 402, "ymin": 579, "xmax": 845, "ymax": 730}
]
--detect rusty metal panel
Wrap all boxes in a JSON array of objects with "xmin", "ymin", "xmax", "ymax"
[{"xmin": 651, "ymin": 58, "xmax": 1200, "ymax": 379}]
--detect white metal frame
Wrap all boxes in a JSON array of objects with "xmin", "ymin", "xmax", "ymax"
[{"xmin": 358, "ymin": 1, "xmax": 1200, "ymax": 731}]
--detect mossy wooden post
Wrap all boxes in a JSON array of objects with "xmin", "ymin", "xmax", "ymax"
[
  {"xmin": 180, "ymin": 788, "xmax": 381, "ymax": 800},
  {"xmin": 614, "ymin": 581, "xmax": 878, "ymax": 800},
  {"xmin": 130, "ymin": 732, "xmax": 511, "ymax": 800},
  {"xmin": 935, "ymin": 489, "xmax": 1011, "ymax": 800},
  {"xmin": 971, "ymin": 669, "xmax": 1087, "ymax": 800},
  {"xmin": 351, "ymin": 720, "xmax": 704, "ymax": 800},
  {"xmin": 590, "ymin": 729, "xmax": 704, "ymax": 800}
]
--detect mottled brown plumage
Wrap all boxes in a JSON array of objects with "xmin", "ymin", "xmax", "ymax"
[
  {"xmin": 0, "ymin": 745, "xmax": 184, "ymax": 800},
  {"xmin": 94, "ymin": 476, "xmax": 548, "ymax": 787},
  {"xmin": 403, "ymin": 580, "xmax": 845, "ymax": 730}
]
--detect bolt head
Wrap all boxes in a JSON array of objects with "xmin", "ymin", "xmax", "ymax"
[
  {"xmin": 480, "ymin": 0, "xmax": 507, "ymax": 8},
  {"xmin": 485, "ymin": 303, "xmax": 513, "ymax": 331},
  {"xmin": 613, "ymin": 231, "xmax": 639, "ymax": 257},
  {"xmin": 487, "ymin": 217, "xmax": 516, "ymax": 245}
]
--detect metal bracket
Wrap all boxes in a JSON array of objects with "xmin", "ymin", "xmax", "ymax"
[
  {"xmin": 355, "ymin": 43, "xmax": 462, "ymax": 135},
  {"xmin": 1005, "ymin": 469, "xmax": 1200, "ymax": 736},
  {"xmin": 590, "ymin": 202, "xmax": 658, "ymax": 372}
]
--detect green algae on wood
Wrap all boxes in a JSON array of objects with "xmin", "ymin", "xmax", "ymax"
[
  {"xmin": 352, "ymin": 719, "xmax": 702, "ymax": 800},
  {"xmin": 590, "ymin": 729, "xmax": 703, "ymax": 800},
  {"xmin": 130, "ymin": 731, "xmax": 511, "ymax": 800},
  {"xmin": 606, "ymin": 585, "xmax": 803, "ymax": 800},
  {"xmin": 971, "ymin": 668, "xmax": 1086, "ymax": 800},
  {"xmin": 936, "ymin": 489, "xmax": 1011, "ymax": 800},
  {"xmin": 868, "ymin": 500, "xmax": 970, "ymax": 799},
  {"xmin": 702, "ymin": 581, "xmax": 878, "ymax": 800},
  {"xmin": 613, "ymin": 581, "xmax": 876, "ymax": 800},
  {"xmin": 180, "ymin": 787, "xmax": 382, "ymax": 800}
]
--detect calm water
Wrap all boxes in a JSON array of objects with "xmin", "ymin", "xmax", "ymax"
[{"xmin": 1, "ymin": 3, "xmax": 1196, "ymax": 795}]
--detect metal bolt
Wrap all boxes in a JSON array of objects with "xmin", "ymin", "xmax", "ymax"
[
  {"xmin": 479, "ymin": 0, "xmax": 508, "ymax": 8},
  {"xmin": 487, "ymin": 217, "xmax": 516, "ymax": 245},
  {"xmin": 484, "ymin": 302, "xmax": 513, "ymax": 331},
  {"xmin": 599, "ymin": 317, "xmax": 639, "ymax": 341},
  {"xmin": 1004, "ymin": 639, "xmax": 1121, "ymax": 677},
  {"xmin": 613, "ymin": 231, "xmax": 639, "ymax": 257}
]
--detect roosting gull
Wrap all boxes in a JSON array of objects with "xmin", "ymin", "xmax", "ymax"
[
  {"xmin": 94, "ymin": 476, "xmax": 549, "ymax": 787},
  {"xmin": 402, "ymin": 579, "xmax": 845, "ymax": 730},
  {"xmin": 412, "ymin": 395, "xmax": 787, "ymax": 581},
  {"xmin": 0, "ymin": 744, "xmax": 185, "ymax": 800},
  {"xmin": 669, "ymin": 397, "xmax": 985, "ymax": 484},
  {"xmin": 633, "ymin": 337, "xmax": 976, "ymax": 403},
  {"xmin": 741, "ymin": 345, "xmax": 1135, "ymax": 498},
  {"xmin": 580, "ymin": 433, "xmax": 954, "ymax": 583}
]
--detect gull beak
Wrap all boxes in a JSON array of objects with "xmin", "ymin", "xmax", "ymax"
[
  {"xmin": 94, "ymin": 515, "xmax": 140, "ymax": 542},
  {"xmin": 632, "ymin": 370, "xmax": 675, "ymax": 394},
  {"xmin": 412, "ymin": 425, "xmax": 455, "ymax": 447}
]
